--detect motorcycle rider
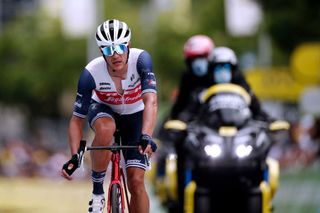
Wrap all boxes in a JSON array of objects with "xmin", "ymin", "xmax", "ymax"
[
  {"xmin": 206, "ymin": 46, "xmax": 271, "ymax": 122},
  {"xmin": 171, "ymin": 46, "xmax": 272, "ymax": 122},
  {"xmin": 170, "ymin": 35, "xmax": 215, "ymax": 121},
  {"xmin": 159, "ymin": 45, "xmax": 272, "ymax": 213}
]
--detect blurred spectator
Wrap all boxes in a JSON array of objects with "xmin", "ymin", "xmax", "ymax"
[
  {"xmin": 0, "ymin": 137, "xmax": 90, "ymax": 179},
  {"xmin": 274, "ymin": 114, "xmax": 320, "ymax": 169}
]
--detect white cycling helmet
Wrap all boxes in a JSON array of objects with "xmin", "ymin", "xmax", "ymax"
[
  {"xmin": 95, "ymin": 19, "xmax": 131, "ymax": 47},
  {"xmin": 210, "ymin": 47, "xmax": 237, "ymax": 65}
]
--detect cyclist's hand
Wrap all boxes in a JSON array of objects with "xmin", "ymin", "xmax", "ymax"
[
  {"xmin": 138, "ymin": 134, "xmax": 157, "ymax": 156},
  {"xmin": 61, "ymin": 154, "xmax": 79, "ymax": 180},
  {"xmin": 61, "ymin": 140, "xmax": 86, "ymax": 180}
]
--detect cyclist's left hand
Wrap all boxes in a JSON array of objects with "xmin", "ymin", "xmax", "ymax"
[{"xmin": 138, "ymin": 134, "xmax": 157, "ymax": 156}]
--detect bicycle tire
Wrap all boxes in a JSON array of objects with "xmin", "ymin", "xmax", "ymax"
[{"xmin": 111, "ymin": 184, "xmax": 122, "ymax": 213}]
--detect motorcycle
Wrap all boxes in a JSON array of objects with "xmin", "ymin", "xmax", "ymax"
[{"xmin": 156, "ymin": 83, "xmax": 289, "ymax": 213}]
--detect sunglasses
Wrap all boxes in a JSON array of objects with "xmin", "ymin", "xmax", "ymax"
[{"xmin": 101, "ymin": 44, "xmax": 128, "ymax": 56}]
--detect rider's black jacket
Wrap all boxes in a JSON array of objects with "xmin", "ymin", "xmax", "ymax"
[{"xmin": 170, "ymin": 69, "xmax": 271, "ymax": 122}]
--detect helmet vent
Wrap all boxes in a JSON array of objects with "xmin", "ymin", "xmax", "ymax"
[
  {"xmin": 117, "ymin": 28, "xmax": 123, "ymax": 39},
  {"xmin": 95, "ymin": 33, "xmax": 101, "ymax": 41},
  {"xmin": 125, "ymin": 30, "xmax": 130, "ymax": 39},
  {"xmin": 109, "ymin": 28, "xmax": 114, "ymax": 41},
  {"xmin": 99, "ymin": 24, "xmax": 108, "ymax": 41}
]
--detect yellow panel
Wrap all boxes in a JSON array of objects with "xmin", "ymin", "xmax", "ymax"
[
  {"xmin": 290, "ymin": 43, "xmax": 320, "ymax": 84},
  {"xmin": 184, "ymin": 181, "xmax": 197, "ymax": 213},
  {"xmin": 219, "ymin": 126, "xmax": 238, "ymax": 136},
  {"xmin": 201, "ymin": 83, "xmax": 251, "ymax": 104},
  {"xmin": 245, "ymin": 68, "xmax": 304, "ymax": 102}
]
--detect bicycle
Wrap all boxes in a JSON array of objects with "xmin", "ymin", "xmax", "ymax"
[{"xmin": 77, "ymin": 129, "xmax": 139, "ymax": 213}]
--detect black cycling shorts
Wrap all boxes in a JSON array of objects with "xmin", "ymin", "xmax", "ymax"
[{"xmin": 87, "ymin": 101, "xmax": 148, "ymax": 170}]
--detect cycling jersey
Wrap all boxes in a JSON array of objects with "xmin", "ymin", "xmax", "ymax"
[{"xmin": 73, "ymin": 48, "xmax": 157, "ymax": 118}]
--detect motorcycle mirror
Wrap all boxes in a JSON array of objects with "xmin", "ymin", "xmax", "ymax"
[
  {"xmin": 164, "ymin": 120, "xmax": 187, "ymax": 131},
  {"xmin": 268, "ymin": 120, "xmax": 290, "ymax": 132}
]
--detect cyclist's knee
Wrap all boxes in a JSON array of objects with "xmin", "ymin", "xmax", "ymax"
[
  {"xmin": 127, "ymin": 169, "xmax": 146, "ymax": 195},
  {"xmin": 93, "ymin": 117, "xmax": 116, "ymax": 135}
]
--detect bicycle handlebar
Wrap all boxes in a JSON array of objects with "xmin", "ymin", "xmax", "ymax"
[
  {"xmin": 77, "ymin": 139, "xmax": 151, "ymax": 170},
  {"xmin": 78, "ymin": 140, "xmax": 138, "ymax": 154},
  {"xmin": 86, "ymin": 145, "xmax": 139, "ymax": 151}
]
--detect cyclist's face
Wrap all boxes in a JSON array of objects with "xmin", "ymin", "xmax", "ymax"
[{"xmin": 104, "ymin": 48, "xmax": 129, "ymax": 72}]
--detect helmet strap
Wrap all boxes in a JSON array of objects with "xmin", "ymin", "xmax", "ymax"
[{"xmin": 126, "ymin": 48, "xmax": 130, "ymax": 64}]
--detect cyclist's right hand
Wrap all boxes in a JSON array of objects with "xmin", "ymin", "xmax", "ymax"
[
  {"xmin": 61, "ymin": 140, "xmax": 86, "ymax": 180},
  {"xmin": 61, "ymin": 154, "xmax": 79, "ymax": 180}
]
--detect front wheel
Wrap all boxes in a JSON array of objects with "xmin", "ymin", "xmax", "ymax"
[{"xmin": 110, "ymin": 184, "xmax": 122, "ymax": 213}]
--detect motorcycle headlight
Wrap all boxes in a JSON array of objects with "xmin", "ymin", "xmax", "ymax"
[
  {"xmin": 234, "ymin": 134, "xmax": 253, "ymax": 158},
  {"xmin": 235, "ymin": 144, "xmax": 253, "ymax": 158},
  {"xmin": 204, "ymin": 144, "xmax": 222, "ymax": 158}
]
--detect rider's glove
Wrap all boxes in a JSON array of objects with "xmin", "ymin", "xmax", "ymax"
[
  {"xmin": 62, "ymin": 154, "xmax": 80, "ymax": 176},
  {"xmin": 139, "ymin": 134, "xmax": 157, "ymax": 152},
  {"xmin": 62, "ymin": 140, "xmax": 86, "ymax": 176}
]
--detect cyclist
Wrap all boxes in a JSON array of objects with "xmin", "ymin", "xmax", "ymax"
[{"xmin": 61, "ymin": 19, "xmax": 158, "ymax": 213}]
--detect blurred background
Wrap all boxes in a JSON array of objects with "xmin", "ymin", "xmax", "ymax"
[{"xmin": 0, "ymin": 0, "xmax": 319, "ymax": 212}]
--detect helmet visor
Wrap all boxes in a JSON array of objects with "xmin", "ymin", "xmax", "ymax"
[
  {"xmin": 101, "ymin": 44, "xmax": 128, "ymax": 56},
  {"xmin": 191, "ymin": 58, "xmax": 208, "ymax": 77},
  {"xmin": 213, "ymin": 63, "xmax": 232, "ymax": 83}
]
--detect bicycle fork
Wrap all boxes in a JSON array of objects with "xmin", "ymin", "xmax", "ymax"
[{"xmin": 107, "ymin": 152, "xmax": 126, "ymax": 213}]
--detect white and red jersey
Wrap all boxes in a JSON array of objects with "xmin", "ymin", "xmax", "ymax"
[{"xmin": 73, "ymin": 48, "xmax": 157, "ymax": 117}]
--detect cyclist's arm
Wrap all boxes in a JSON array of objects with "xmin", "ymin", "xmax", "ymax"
[
  {"xmin": 142, "ymin": 92, "xmax": 158, "ymax": 136},
  {"xmin": 68, "ymin": 69, "xmax": 96, "ymax": 155},
  {"xmin": 137, "ymin": 50, "xmax": 157, "ymax": 136},
  {"xmin": 68, "ymin": 116, "xmax": 85, "ymax": 155}
]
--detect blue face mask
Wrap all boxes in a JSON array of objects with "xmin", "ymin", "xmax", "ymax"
[
  {"xmin": 191, "ymin": 58, "xmax": 208, "ymax": 77},
  {"xmin": 213, "ymin": 64, "xmax": 232, "ymax": 83}
]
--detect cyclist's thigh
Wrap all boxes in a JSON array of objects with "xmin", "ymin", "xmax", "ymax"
[
  {"xmin": 117, "ymin": 111, "xmax": 148, "ymax": 170},
  {"xmin": 87, "ymin": 101, "xmax": 116, "ymax": 130}
]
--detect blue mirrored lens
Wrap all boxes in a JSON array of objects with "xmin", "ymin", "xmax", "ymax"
[
  {"xmin": 102, "ymin": 46, "xmax": 113, "ymax": 56},
  {"xmin": 102, "ymin": 44, "xmax": 128, "ymax": 56},
  {"xmin": 191, "ymin": 58, "xmax": 208, "ymax": 77},
  {"xmin": 114, "ymin": 44, "xmax": 127, "ymax": 54},
  {"xmin": 213, "ymin": 64, "xmax": 232, "ymax": 83}
]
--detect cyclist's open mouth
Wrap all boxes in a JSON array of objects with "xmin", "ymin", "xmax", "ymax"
[{"xmin": 112, "ymin": 60, "xmax": 122, "ymax": 65}]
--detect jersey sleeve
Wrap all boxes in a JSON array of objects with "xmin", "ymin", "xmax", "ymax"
[
  {"xmin": 73, "ymin": 69, "xmax": 96, "ymax": 118},
  {"xmin": 136, "ymin": 51, "xmax": 157, "ymax": 94}
]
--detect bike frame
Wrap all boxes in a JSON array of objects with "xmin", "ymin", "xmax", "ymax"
[{"xmin": 80, "ymin": 129, "xmax": 138, "ymax": 213}]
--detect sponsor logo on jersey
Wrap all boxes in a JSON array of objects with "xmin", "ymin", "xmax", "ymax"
[
  {"xmin": 99, "ymin": 82, "xmax": 111, "ymax": 86},
  {"xmin": 95, "ymin": 83, "xmax": 142, "ymax": 105},
  {"xmin": 128, "ymin": 77, "xmax": 140, "ymax": 88},
  {"xmin": 148, "ymin": 79, "xmax": 156, "ymax": 86},
  {"xmin": 99, "ymin": 86, "xmax": 111, "ymax": 90},
  {"xmin": 127, "ymin": 159, "xmax": 141, "ymax": 164},
  {"xmin": 74, "ymin": 101, "xmax": 82, "ymax": 108},
  {"xmin": 130, "ymin": 74, "xmax": 135, "ymax": 81}
]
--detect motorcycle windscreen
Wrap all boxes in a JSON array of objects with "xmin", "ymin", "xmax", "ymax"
[{"xmin": 202, "ymin": 93, "xmax": 252, "ymax": 128}]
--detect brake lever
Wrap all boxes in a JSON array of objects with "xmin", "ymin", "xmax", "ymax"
[{"xmin": 78, "ymin": 140, "xmax": 87, "ymax": 168}]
